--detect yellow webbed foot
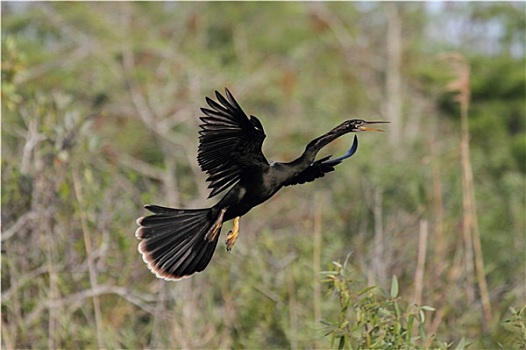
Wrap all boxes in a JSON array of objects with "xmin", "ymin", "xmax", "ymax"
[{"xmin": 225, "ymin": 216, "xmax": 240, "ymax": 252}]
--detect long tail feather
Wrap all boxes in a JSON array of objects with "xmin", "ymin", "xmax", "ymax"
[{"xmin": 135, "ymin": 205, "xmax": 221, "ymax": 280}]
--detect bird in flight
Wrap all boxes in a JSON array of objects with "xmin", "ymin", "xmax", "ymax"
[{"xmin": 136, "ymin": 88, "xmax": 388, "ymax": 280}]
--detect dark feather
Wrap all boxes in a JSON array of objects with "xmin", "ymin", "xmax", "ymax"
[
  {"xmin": 284, "ymin": 135, "xmax": 358, "ymax": 186},
  {"xmin": 136, "ymin": 206, "xmax": 221, "ymax": 280},
  {"xmin": 197, "ymin": 88, "xmax": 268, "ymax": 198}
]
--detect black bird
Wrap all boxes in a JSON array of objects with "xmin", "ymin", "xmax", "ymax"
[{"xmin": 136, "ymin": 88, "xmax": 388, "ymax": 280}]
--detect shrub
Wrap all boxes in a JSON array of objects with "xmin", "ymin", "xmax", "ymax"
[{"xmin": 321, "ymin": 258, "xmax": 463, "ymax": 349}]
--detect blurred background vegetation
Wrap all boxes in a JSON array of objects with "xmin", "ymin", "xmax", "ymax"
[{"xmin": 2, "ymin": 2, "xmax": 525, "ymax": 349}]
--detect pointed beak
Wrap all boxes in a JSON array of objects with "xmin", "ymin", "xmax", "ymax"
[{"xmin": 358, "ymin": 121, "xmax": 390, "ymax": 132}]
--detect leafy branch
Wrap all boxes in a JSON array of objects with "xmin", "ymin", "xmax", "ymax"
[{"xmin": 321, "ymin": 259, "xmax": 464, "ymax": 349}]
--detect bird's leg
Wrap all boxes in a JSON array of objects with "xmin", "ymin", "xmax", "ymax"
[
  {"xmin": 225, "ymin": 216, "xmax": 240, "ymax": 252},
  {"xmin": 205, "ymin": 208, "xmax": 227, "ymax": 242}
]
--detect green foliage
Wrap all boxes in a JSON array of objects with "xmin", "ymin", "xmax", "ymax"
[
  {"xmin": 1, "ymin": 161, "xmax": 32, "ymax": 223},
  {"xmin": 322, "ymin": 260, "xmax": 453, "ymax": 349},
  {"xmin": 500, "ymin": 305, "xmax": 526, "ymax": 348},
  {"xmin": 1, "ymin": 2, "xmax": 524, "ymax": 349}
]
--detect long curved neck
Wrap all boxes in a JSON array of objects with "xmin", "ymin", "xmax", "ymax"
[{"xmin": 297, "ymin": 121, "xmax": 351, "ymax": 165}]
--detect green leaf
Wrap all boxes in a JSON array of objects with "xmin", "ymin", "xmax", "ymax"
[
  {"xmin": 455, "ymin": 337, "xmax": 467, "ymax": 350},
  {"xmin": 390, "ymin": 275, "xmax": 399, "ymax": 298},
  {"xmin": 338, "ymin": 335, "xmax": 345, "ymax": 350},
  {"xmin": 358, "ymin": 286, "xmax": 376, "ymax": 296},
  {"xmin": 421, "ymin": 305, "xmax": 436, "ymax": 312}
]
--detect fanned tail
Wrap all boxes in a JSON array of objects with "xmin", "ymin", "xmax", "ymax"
[{"xmin": 135, "ymin": 204, "xmax": 221, "ymax": 280}]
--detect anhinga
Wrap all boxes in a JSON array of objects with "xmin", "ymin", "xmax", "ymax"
[{"xmin": 136, "ymin": 88, "xmax": 388, "ymax": 280}]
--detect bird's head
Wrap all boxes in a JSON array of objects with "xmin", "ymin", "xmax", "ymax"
[{"xmin": 344, "ymin": 119, "xmax": 390, "ymax": 132}]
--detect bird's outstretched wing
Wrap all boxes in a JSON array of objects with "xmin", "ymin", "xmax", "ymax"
[
  {"xmin": 284, "ymin": 135, "xmax": 358, "ymax": 186},
  {"xmin": 198, "ymin": 88, "xmax": 268, "ymax": 198}
]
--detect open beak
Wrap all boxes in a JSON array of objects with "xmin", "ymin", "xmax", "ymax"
[{"xmin": 358, "ymin": 121, "xmax": 390, "ymax": 132}]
